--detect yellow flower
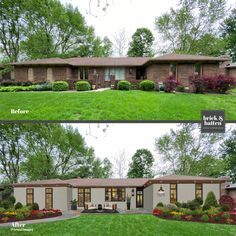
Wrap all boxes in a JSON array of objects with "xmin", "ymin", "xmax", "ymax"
[{"xmin": 170, "ymin": 211, "xmax": 183, "ymax": 215}]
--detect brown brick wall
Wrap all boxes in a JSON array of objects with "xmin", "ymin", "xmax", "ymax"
[
  {"xmin": 14, "ymin": 66, "xmax": 28, "ymax": 81},
  {"xmin": 202, "ymin": 63, "xmax": 219, "ymax": 76},
  {"xmin": 52, "ymin": 67, "xmax": 68, "ymax": 81},
  {"xmin": 146, "ymin": 64, "xmax": 169, "ymax": 83},
  {"xmin": 227, "ymin": 68, "xmax": 236, "ymax": 78},
  {"xmin": 177, "ymin": 64, "xmax": 194, "ymax": 86},
  {"xmin": 33, "ymin": 67, "xmax": 47, "ymax": 82}
]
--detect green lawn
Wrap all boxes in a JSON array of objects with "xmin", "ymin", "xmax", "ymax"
[
  {"xmin": 1, "ymin": 214, "xmax": 236, "ymax": 236},
  {"xmin": 0, "ymin": 90, "xmax": 236, "ymax": 120}
]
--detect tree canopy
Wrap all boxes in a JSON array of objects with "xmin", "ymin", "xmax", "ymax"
[
  {"xmin": 0, "ymin": 0, "xmax": 112, "ymax": 62},
  {"xmin": 0, "ymin": 124, "xmax": 112, "ymax": 183},
  {"xmin": 127, "ymin": 149, "xmax": 154, "ymax": 178},
  {"xmin": 155, "ymin": 0, "xmax": 227, "ymax": 55},
  {"xmin": 128, "ymin": 28, "xmax": 154, "ymax": 57}
]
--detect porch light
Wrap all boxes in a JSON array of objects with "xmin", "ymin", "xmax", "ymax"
[
  {"xmin": 158, "ymin": 186, "xmax": 165, "ymax": 196},
  {"xmin": 131, "ymin": 189, "xmax": 135, "ymax": 196}
]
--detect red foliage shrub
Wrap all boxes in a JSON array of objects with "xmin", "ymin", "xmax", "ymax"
[
  {"xmin": 219, "ymin": 195, "xmax": 235, "ymax": 211},
  {"xmin": 152, "ymin": 208, "xmax": 164, "ymax": 215},
  {"xmin": 190, "ymin": 74, "xmax": 235, "ymax": 94},
  {"xmin": 189, "ymin": 75, "xmax": 205, "ymax": 93},
  {"xmin": 164, "ymin": 76, "xmax": 179, "ymax": 92}
]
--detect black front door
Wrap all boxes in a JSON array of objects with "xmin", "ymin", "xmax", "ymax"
[{"xmin": 136, "ymin": 188, "xmax": 143, "ymax": 208}]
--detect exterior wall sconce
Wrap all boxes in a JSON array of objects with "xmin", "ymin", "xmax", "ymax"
[
  {"xmin": 158, "ymin": 186, "xmax": 165, "ymax": 196},
  {"xmin": 131, "ymin": 189, "xmax": 135, "ymax": 196}
]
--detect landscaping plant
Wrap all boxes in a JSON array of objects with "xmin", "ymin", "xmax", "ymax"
[
  {"xmin": 203, "ymin": 191, "xmax": 218, "ymax": 210},
  {"xmin": 117, "ymin": 80, "xmax": 131, "ymax": 90},
  {"xmin": 52, "ymin": 81, "xmax": 69, "ymax": 91},
  {"xmin": 76, "ymin": 81, "xmax": 91, "ymax": 91},
  {"xmin": 139, "ymin": 80, "xmax": 155, "ymax": 91},
  {"xmin": 164, "ymin": 76, "xmax": 179, "ymax": 92}
]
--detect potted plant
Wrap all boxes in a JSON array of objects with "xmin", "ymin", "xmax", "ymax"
[
  {"xmin": 126, "ymin": 195, "xmax": 131, "ymax": 210},
  {"xmin": 70, "ymin": 199, "xmax": 78, "ymax": 210}
]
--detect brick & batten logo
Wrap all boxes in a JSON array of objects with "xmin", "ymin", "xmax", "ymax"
[{"xmin": 201, "ymin": 110, "xmax": 225, "ymax": 133}]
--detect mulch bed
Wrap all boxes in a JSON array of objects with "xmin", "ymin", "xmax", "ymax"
[{"xmin": 0, "ymin": 212, "xmax": 62, "ymax": 224}]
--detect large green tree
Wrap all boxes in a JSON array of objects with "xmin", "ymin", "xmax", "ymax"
[
  {"xmin": 0, "ymin": 124, "xmax": 26, "ymax": 183},
  {"xmin": 220, "ymin": 129, "xmax": 236, "ymax": 182},
  {"xmin": 155, "ymin": 0, "xmax": 227, "ymax": 55},
  {"xmin": 128, "ymin": 28, "xmax": 154, "ymax": 57},
  {"xmin": 222, "ymin": 8, "xmax": 236, "ymax": 61},
  {"xmin": 155, "ymin": 124, "xmax": 225, "ymax": 177},
  {"xmin": 127, "ymin": 149, "xmax": 154, "ymax": 178},
  {"xmin": 0, "ymin": 0, "xmax": 112, "ymax": 61}
]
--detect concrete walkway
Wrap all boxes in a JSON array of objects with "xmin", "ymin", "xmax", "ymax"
[{"xmin": 0, "ymin": 211, "xmax": 80, "ymax": 227}]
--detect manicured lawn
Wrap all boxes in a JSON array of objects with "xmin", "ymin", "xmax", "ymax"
[
  {"xmin": 1, "ymin": 214, "xmax": 236, "ymax": 236},
  {"xmin": 0, "ymin": 90, "xmax": 236, "ymax": 120}
]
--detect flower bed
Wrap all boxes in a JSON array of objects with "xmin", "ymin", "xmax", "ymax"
[
  {"xmin": 153, "ymin": 208, "xmax": 236, "ymax": 225},
  {"xmin": 0, "ymin": 209, "xmax": 62, "ymax": 223}
]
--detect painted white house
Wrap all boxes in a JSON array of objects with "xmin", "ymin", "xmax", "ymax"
[{"xmin": 12, "ymin": 175, "xmax": 226, "ymax": 212}]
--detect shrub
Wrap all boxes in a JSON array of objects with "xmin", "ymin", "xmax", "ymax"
[
  {"xmin": 37, "ymin": 212, "xmax": 44, "ymax": 218},
  {"xmin": 176, "ymin": 85, "xmax": 185, "ymax": 92},
  {"xmin": 205, "ymin": 207, "xmax": 221, "ymax": 217},
  {"xmin": 194, "ymin": 197, "xmax": 203, "ymax": 206},
  {"xmin": 166, "ymin": 203, "xmax": 178, "ymax": 211},
  {"xmin": 185, "ymin": 215, "xmax": 193, "ymax": 221},
  {"xmin": 181, "ymin": 202, "xmax": 188, "ymax": 208},
  {"xmin": 179, "ymin": 208, "xmax": 193, "ymax": 215},
  {"xmin": 15, "ymin": 202, "xmax": 23, "ymax": 210},
  {"xmin": 186, "ymin": 200, "xmax": 201, "ymax": 210},
  {"xmin": 0, "ymin": 207, "xmax": 5, "ymax": 213},
  {"xmin": 216, "ymin": 74, "xmax": 235, "ymax": 93},
  {"xmin": 172, "ymin": 214, "xmax": 181, "ymax": 220},
  {"xmin": 226, "ymin": 218, "xmax": 234, "ymax": 224},
  {"xmin": 190, "ymin": 75, "xmax": 205, "ymax": 93},
  {"xmin": 203, "ymin": 191, "xmax": 218, "ymax": 210},
  {"xmin": 139, "ymin": 80, "xmax": 155, "ymax": 91},
  {"xmin": 221, "ymin": 204, "xmax": 230, "ymax": 212},
  {"xmin": 8, "ymin": 196, "xmax": 16, "ymax": 205},
  {"xmin": 164, "ymin": 76, "xmax": 179, "ymax": 92},
  {"xmin": 117, "ymin": 80, "xmax": 131, "ymax": 90},
  {"xmin": 16, "ymin": 212, "xmax": 25, "ymax": 220},
  {"xmin": 219, "ymin": 195, "xmax": 234, "ymax": 211},
  {"xmin": 31, "ymin": 202, "xmax": 39, "ymax": 210},
  {"xmin": 34, "ymin": 82, "xmax": 52, "ymax": 91},
  {"xmin": 76, "ymin": 81, "xmax": 91, "ymax": 91},
  {"xmin": 156, "ymin": 202, "xmax": 164, "ymax": 207},
  {"xmin": 0, "ymin": 85, "xmax": 36, "ymax": 92},
  {"xmin": 1, "ymin": 200, "xmax": 12, "ymax": 209},
  {"xmin": 52, "ymin": 81, "xmax": 69, "ymax": 91},
  {"xmin": 200, "ymin": 214, "xmax": 209, "ymax": 222},
  {"xmin": 222, "ymin": 212, "xmax": 230, "ymax": 219}
]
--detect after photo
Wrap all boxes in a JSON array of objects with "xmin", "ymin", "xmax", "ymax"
[{"xmin": 0, "ymin": 123, "xmax": 235, "ymax": 235}]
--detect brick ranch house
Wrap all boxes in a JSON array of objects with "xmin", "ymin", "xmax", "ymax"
[
  {"xmin": 12, "ymin": 175, "xmax": 229, "ymax": 212},
  {"xmin": 9, "ymin": 54, "xmax": 232, "ymax": 90}
]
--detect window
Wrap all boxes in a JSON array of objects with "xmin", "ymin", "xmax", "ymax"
[
  {"xmin": 78, "ymin": 188, "xmax": 91, "ymax": 207},
  {"xmin": 26, "ymin": 188, "xmax": 34, "ymax": 205},
  {"xmin": 45, "ymin": 188, "xmax": 53, "ymax": 209},
  {"xmin": 104, "ymin": 68, "xmax": 125, "ymax": 81},
  {"xmin": 80, "ymin": 68, "xmax": 88, "ymax": 80},
  {"xmin": 195, "ymin": 183, "xmax": 203, "ymax": 199},
  {"xmin": 170, "ymin": 63, "xmax": 177, "ymax": 77},
  {"xmin": 105, "ymin": 188, "xmax": 126, "ymax": 202},
  {"xmin": 195, "ymin": 64, "xmax": 202, "ymax": 76},
  {"xmin": 170, "ymin": 184, "xmax": 177, "ymax": 203}
]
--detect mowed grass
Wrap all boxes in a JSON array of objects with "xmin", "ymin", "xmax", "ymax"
[
  {"xmin": 0, "ymin": 90, "xmax": 236, "ymax": 120},
  {"xmin": 1, "ymin": 214, "xmax": 236, "ymax": 236}
]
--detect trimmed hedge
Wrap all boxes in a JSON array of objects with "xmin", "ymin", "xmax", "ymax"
[
  {"xmin": 139, "ymin": 80, "xmax": 155, "ymax": 91},
  {"xmin": 52, "ymin": 81, "xmax": 69, "ymax": 91},
  {"xmin": 76, "ymin": 81, "xmax": 91, "ymax": 91},
  {"xmin": 34, "ymin": 82, "xmax": 52, "ymax": 91},
  {"xmin": 0, "ymin": 85, "xmax": 36, "ymax": 92},
  {"xmin": 15, "ymin": 202, "xmax": 23, "ymax": 210},
  {"xmin": 117, "ymin": 80, "xmax": 131, "ymax": 90}
]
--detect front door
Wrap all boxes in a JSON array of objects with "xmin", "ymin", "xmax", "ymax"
[{"xmin": 136, "ymin": 188, "xmax": 143, "ymax": 208}]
